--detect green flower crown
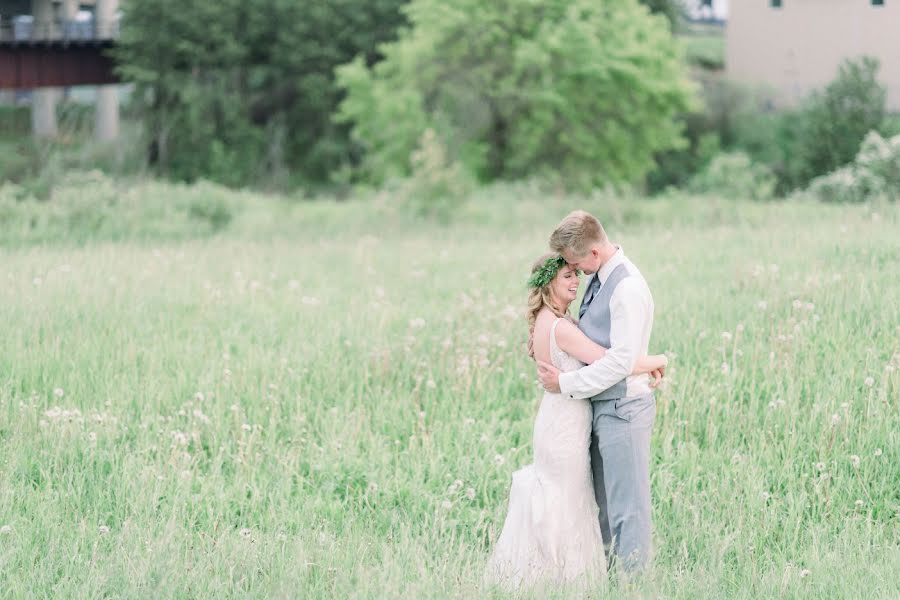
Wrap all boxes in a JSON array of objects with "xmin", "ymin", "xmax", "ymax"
[{"xmin": 527, "ymin": 255, "xmax": 567, "ymax": 289}]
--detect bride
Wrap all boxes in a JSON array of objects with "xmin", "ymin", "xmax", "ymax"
[{"xmin": 484, "ymin": 253, "xmax": 667, "ymax": 591}]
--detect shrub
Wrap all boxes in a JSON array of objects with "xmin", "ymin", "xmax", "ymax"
[
  {"xmin": 688, "ymin": 152, "xmax": 776, "ymax": 200},
  {"xmin": 0, "ymin": 172, "xmax": 245, "ymax": 245},
  {"xmin": 808, "ymin": 131, "xmax": 900, "ymax": 203},
  {"xmin": 397, "ymin": 129, "xmax": 473, "ymax": 223},
  {"xmin": 793, "ymin": 57, "xmax": 887, "ymax": 186}
]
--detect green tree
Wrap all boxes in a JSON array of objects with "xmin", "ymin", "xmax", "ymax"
[
  {"xmin": 115, "ymin": 0, "xmax": 408, "ymax": 186},
  {"xmin": 336, "ymin": 0, "xmax": 695, "ymax": 188},
  {"xmin": 793, "ymin": 57, "xmax": 887, "ymax": 186},
  {"xmin": 639, "ymin": 0, "xmax": 683, "ymax": 27}
]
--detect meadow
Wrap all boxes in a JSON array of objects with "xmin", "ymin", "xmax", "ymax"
[{"xmin": 0, "ymin": 179, "xmax": 897, "ymax": 598}]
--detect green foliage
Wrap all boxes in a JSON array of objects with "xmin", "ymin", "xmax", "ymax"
[
  {"xmin": 653, "ymin": 57, "xmax": 891, "ymax": 196},
  {"xmin": 728, "ymin": 57, "xmax": 890, "ymax": 194},
  {"xmin": 0, "ymin": 172, "xmax": 245, "ymax": 244},
  {"xmin": 337, "ymin": 0, "xmax": 696, "ymax": 190},
  {"xmin": 688, "ymin": 151, "xmax": 776, "ymax": 201},
  {"xmin": 638, "ymin": 0, "xmax": 684, "ymax": 27},
  {"xmin": 398, "ymin": 129, "xmax": 474, "ymax": 222},
  {"xmin": 791, "ymin": 57, "xmax": 888, "ymax": 187},
  {"xmin": 808, "ymin": 131, "xmax": 900, "ymax": 203},
  {"xmin": 647, "ymin": 75, "xmax": 747, "ymax": 193},
  {"xmin": 114, "ymin": 0, "xmax": 407, "ymax": 187},
  {"xmin": 683, "ymin": 33, "xmax": 725, "ymax": 70},
  {"xmin": 527, "ymin": 254, "xmax": 566, "ymax": 289}
]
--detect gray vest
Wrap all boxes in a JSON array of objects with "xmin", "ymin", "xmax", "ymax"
[{"xmin": 578, "ymin": 263, "xmax": 629, "ymax": 401}]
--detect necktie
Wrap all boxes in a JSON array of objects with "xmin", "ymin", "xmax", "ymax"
[{"xmin": 579, "ymin": 275, "xmax": 601, "ymax": 319}]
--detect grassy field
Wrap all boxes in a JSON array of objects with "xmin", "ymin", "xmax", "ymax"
[{"xmin": 0, "ymin": 181, "xmax": 897, "ymax": 598}]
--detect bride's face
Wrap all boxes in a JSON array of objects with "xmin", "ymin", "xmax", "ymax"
[{"xmin": 550, "ymin": 265, "xmax": 580, "ymax": 307}]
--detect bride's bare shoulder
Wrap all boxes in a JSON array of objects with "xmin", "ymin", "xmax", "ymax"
[{"xmin": 533, "ymin": 307, "xmax": 557, "ymax": 330}]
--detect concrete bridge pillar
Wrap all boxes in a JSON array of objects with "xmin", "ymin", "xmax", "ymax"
[
  {"xmin": 30, "ymin": 0, "xmax": 63, "ymax": 137},
  {"xmin": 95, "ymin": 0, "xmax": 118, "ymax": 37},
  {"xmin": 31, "ymin": 88, "xmax": 58, "ymax": 138},
  {"xmin": 61, "ymin": 0, "xmax": 79, "ymax": 24},
  {"xmin": 95, "ymin": 85, "xmax": 118, "ymax": 141},
  {"xmin": 93, "ymin": 0, "xmax": 120, "ymax": 141},
  {"xmin": 31, "ymin": 0, "xmax": 54, "ymax": 40}
]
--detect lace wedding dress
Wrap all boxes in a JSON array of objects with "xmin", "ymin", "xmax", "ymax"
[{"xmin": 485, "ymin": 318, "xmax": 607, "ymax": 591}]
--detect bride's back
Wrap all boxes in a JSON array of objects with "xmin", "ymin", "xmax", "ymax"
[{"xmin": 531, "ymin": 308, "xmax": 559, "ymax": 366}]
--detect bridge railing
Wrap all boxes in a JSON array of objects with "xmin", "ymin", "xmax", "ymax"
[{"xmin": 0, "ymin": 18, "xmax": 120, "ymax": 43}]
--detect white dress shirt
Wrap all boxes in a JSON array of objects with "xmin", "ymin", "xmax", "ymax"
[{"xmin": 559, "ymin": 247, "xmax": 655, "ymax": 400}]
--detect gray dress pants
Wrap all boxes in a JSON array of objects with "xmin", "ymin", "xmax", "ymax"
[{"xmin": 589, "ymin": 392, "xmax": 655, "ymax": 574}]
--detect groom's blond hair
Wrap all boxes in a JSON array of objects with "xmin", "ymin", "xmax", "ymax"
[{"xmin": 549, "ymin": 210, "xmax": 607, "ymax": 257}]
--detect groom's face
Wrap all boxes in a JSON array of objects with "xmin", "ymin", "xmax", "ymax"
[{"xmin": 562, "ymin": 247, "xmax": 602, "ymax": 275}]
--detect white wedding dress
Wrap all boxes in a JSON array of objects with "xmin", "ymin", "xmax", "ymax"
[{"xmin": 485, "ymin": 318, "xmax": 607, "ymax": 591}]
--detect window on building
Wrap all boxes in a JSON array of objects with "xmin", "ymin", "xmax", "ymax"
[
  {"xmin": 872, "ymin": 0, "xmax": 884, "ymax": 6},
  {"xmin": 771, "ymin": 0, "xmax": 782, "ymax": 7}
]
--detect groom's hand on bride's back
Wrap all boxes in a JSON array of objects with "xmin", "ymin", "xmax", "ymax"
[{"xmin": 537, "ymin": 361, "xmax": 562, "ymax": 393}]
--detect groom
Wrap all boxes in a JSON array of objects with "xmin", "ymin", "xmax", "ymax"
[{"xmin": 538, "ymin": 210, "xmax": 658, "ymax": 575}]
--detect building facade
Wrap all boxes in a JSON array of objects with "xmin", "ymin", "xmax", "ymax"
[{"xmin": 726, "ymin": 0, "xmax": 900, "ymax": 110}]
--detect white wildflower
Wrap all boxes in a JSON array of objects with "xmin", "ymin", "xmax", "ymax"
[
  {"xmin": 493, "ymin": 454, "xmax": 505, "ymax": 466},
  {"xmin": 441, "ymin": 500, "xmax": 453, "ymax": 510},
  {"xmin": 53, "ymin": 388, "xmax": 64, "ymax": 398},
  {"xmin": 863, "ymin": 377, "xmax": 874, "ymax": 387},
  {"xmin": 466, "ymin": 487, "xmax": 476, "ymax": 501},
  {"xmin": 0, "ymin": 525, "xmax": 11, "ymax": 535},
  {"xmin": 850, "ymin": 455, "xmax": 860, "ymax": 469},
  {"xmin": 426, "ymin": 380, "xmax": 436, "ymax": 389},
  {"xmin": 874, "ymin": 448, "xmax": 882, "ymax": 457},
  {"xmin": 799, "ymin": 569, "xmax": 811, "ymax": 579},
  {"xmin": 98, "ymin": 525, "xmax": 110, "ymax": 535}
]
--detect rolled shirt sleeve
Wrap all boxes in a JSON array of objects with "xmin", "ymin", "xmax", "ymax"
[{"xmin": 559, "ymin": 277, "xmax": 650, "ymax": 400}]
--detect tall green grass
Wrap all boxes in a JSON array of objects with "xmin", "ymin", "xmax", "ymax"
[{"xmin": 0, "ymin": 181, "xmax": 897, "ymax": 598}]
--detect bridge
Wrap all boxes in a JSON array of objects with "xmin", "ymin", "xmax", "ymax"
[{"xmin": 0, "ymin": 0, "xmax": 120, "ymax": 140}]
